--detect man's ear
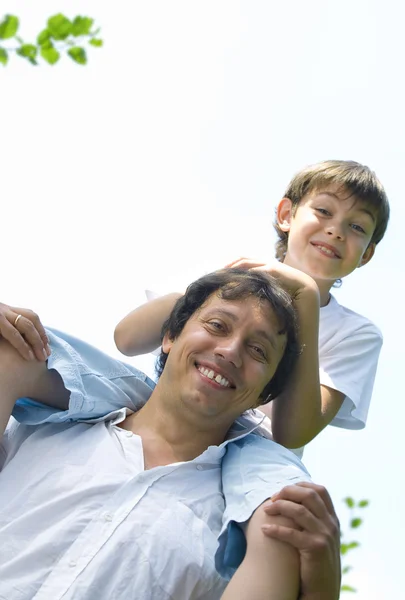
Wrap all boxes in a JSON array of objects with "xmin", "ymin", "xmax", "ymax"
[
  {"xmin": 276, "ymin": 197, "xmax": 293, "ymax": 232},
  {"xmin": 358, "ymin": 243, "xmax": 375, "ymax": 267},
  {"xmin": 162, "ymin": 332, "xmax": 174, "ymax": 353}
]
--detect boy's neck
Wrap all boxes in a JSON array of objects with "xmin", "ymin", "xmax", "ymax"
[{"xmin": 283, "ymin": 257, "xmax": 333, "ymax": 306}]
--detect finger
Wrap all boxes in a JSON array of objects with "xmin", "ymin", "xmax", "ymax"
[
  {"xmin": 264, "ymin": 499, "xmax": 324, "ymax": 534},
  {"xmin": 224, "ymin": 258, "xmax": 254, "ymax": 269},
  {"xmin": 269, "ymin": 484, "xmax": 329, "ymax": 521},
  {"xmin": 0, "ymin": 314, "xmax": 35, "ymax": 361},
  {"xmin": 12, "ymin": 314, "xmax": 48, "ymax": 361},
  {"xmin": 261, "ymin": 523, "xmax": 325, "ymax": 552},
  {"xmin": 17, "ymin": 308, "xmax": 50, "ymax": 356},
  {"xmin": 294, "ymin": 482, "xmax": 337, "ymax": 518}
]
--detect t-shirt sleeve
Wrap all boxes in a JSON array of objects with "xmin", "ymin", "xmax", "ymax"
[
  {"xmin": 320, "ymin": 324, "xmax": 383, "ymax": 429},
  {"xmin": 215, "ymin": 434, "xmax": 311, "ymax": 580}
]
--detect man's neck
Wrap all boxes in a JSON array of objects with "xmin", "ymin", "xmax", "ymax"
[{"xmin": 120, "ymin": 394, "xmax": 228, "ymax": 469}]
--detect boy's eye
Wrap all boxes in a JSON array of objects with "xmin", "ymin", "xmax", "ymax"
[
  {"xmin": 315, "ymin": 207, "xmax": 331, "ymax": 216},
  {"xmin": 351, "ymin": 223, "xmax": 366, "ymax": 234}
]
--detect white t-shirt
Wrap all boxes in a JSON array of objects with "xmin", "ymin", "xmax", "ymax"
[
  {"xmin": 147, "ymin": 290, "xmax": 382, "ymax": 431},
  {"xmin": 319, "ymin": 294, "xmax": 382, "ymax": 429}
]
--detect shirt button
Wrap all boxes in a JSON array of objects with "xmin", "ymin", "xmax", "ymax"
[
  {"xmin": 69, "ymin": 560, "xmax": 77, "ymax": 568},
  {"xmin": 125, "ymin": 431, "xmax": 133, "ymax": 437},
  {"xmin": 196, "ymin": 465, "xmax": 204, "ymax": 471},
  {"xmin": 104, "ymin": 513, "xmax": 113, "ymax": 522}
]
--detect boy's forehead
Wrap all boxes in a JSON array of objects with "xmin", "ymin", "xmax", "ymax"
[{"xmin": 304, "ymin": 184, "xmax": 377, "ymax": 221}]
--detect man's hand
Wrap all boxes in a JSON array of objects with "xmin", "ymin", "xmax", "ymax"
[
  {"xmin": 261, "ymin": 482, "xmax": 341, "ymax": 600},
  {"xmin": 0, "ymin": 302, "xmax": 50, "ymax": 362},
  {"xmin": 225, "ymin": 258, "xmax": 319, "ymax": 304}
]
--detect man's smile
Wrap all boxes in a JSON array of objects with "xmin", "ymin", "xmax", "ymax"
[{"xmin": 195, "ymin": 361, "xmax": 235, "ymax": 389}]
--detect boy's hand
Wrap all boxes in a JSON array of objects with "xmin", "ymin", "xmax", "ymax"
[
  {"xmin": 262, "ymin": 482, "xmax": 341, "ymax": 600},
  {"xmin": 0, "ymin": 302, "xmax": 50, "ymax": 362},
  {"xmin": 225, "ymin": 258, "xmax": 319, "ymax": 303}
]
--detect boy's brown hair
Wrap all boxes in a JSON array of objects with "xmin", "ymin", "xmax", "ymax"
[{"xmin": 274, "ymin": 160, "xmax": 390, "ymax": 261}]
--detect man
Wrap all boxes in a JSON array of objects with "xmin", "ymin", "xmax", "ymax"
[{"xmin": 0, "ymin": 269, "xmax": 340, "ymax": 599}]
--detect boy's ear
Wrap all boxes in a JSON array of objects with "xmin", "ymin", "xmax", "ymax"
[
  {"xmin": 358, "ymin": 243, "xmax": 375, "ymax": 267},
  {"xmin": 277, "ymin": 197, "xmax": 293, "ymax": 232},
  {"xmin": 162, "ymin": 332, "xmax": 174, "ymax": 353}
]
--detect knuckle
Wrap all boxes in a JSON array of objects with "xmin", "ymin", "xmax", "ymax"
[
  {"xmin": 311, "ymin": 535, "xmax": 328, "ymax": 553},
  {"xmin": 26, "ymin": 309, "xmax": 39, "ymax": 322}
]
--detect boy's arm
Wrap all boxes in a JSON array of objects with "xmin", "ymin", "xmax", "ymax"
[
  {"xmin": 270, "ymin": 286, "xmax": 345, "ymax": 448},
  {"xmin": 227, "ymin": 258, "xmax": 342, "ymax": 448},
  {"xmin": 221, "ymin": 509, "xmax": 300, "ymax": 600},
  {"xmin": 114, "ymin": 293, "xmax": 182, "ymax": 356}
]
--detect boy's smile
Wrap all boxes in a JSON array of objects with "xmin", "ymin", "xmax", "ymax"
[{"xmin": 278, "ymin": 184, "xmax": 376, "ymax": 302}]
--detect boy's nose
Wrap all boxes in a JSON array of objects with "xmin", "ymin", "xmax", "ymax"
[{"xmin": 325, "ymin": 223, "xmax": 345, "ymax": 240}]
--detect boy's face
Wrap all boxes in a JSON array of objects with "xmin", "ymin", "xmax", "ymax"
[
  {"xmin": 160, "ymin": 294, "xmax": 287, "ymax": 427},
  {"xmin": 278, "ymin": 184, "xmax": 376, "ymax": 284}
]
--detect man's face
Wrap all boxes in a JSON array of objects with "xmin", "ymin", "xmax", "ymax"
[
  {"xmin": 161, "ymin": 294, "xmax": 287, "ymax": 427},
  {"xmin": 280, "ymin": 184, "xmax": 376, "ymax": 283}
]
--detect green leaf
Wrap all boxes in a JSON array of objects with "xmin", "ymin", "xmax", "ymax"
[
  {"xmin": 37, "ymin": 29, "xmax": 51, "ymax": 45},
  {"xmin": 358, "ymin": 499, "xmax": 369, "ymax": 508},
  {"xmin": 47, "ymin": 14, "xmax": 72, "ymax": 40},
  {"xmin": 17, "ymin": 44, "xmax": 37, "ymax": 60},
  {"xmin": 68, "ymin": 47, "xmax": 87, "ymax": 65},
  {"xmin": 344, "ymin": 497, "xmax": 355, "ymax": 508},
  {"xmin": 340, "ymin": 541, "xmax": 359, "ymax": 555},
  {"xmin": 40, "ymin": 44, "xmax": 60, "ymax": 65},
  {"xmin": 0, "ymin": 47, "xmax": 8, "ymax": 66},
  {"xmin": 342, "ymin": 566, "xmax": 352, "ymax": 574},
  {"xmin": 71, "ymin": 16, "xmax": 94, "ymax": 36},
  {"xmin": 89, "ymin": 38, "xmax": 103, "ymax": 47},
  {"xmin": 0, "ymin": 15, "xmax": 19, "ymax": 39},
  {"xmin": 350, "ymin": 517, "xmax": 362, "ymax": 529},
  {"xmin": 341, "ymin": 584, "xmax": 357, "ymax": 592}
]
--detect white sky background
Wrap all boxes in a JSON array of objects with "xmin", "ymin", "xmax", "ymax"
[{"xmin": 1, "ymin": 1, "xmax": 404, "ymax": 597}]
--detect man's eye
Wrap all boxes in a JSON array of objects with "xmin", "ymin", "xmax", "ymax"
[
  {"xmin": 207, "ymin": 321, "xmax": 224, "ymax": 331},
  {"xmin": 315, "ymin": 207, "xmax": 330, "ymax": 216},
  {"xmin": 251, "ymin": 345, "xmax": 266, "ymax": 359}
]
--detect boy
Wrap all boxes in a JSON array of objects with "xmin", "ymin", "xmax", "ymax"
[{"xmin": 114, "ymin": 160, "xmax": 390, "ymax": 450}]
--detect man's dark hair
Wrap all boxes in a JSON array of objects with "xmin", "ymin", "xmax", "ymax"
[{"xmin": 156, "ymin": 268, "xmax": 300, "ymax": 404}]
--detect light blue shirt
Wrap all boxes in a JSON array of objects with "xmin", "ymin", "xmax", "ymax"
[{"xmin": 11, "ymin": 328, "xmax": 311, "ymax": 584}]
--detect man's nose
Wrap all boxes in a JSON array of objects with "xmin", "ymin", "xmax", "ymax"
[{"xmin": 215, "ymin": 338, "xmax": 243, "ymax": 368}]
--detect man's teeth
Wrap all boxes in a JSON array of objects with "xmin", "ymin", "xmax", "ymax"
[{"xmin": 197, "ymin": 366, "xmax": 230, "ymax": 388}]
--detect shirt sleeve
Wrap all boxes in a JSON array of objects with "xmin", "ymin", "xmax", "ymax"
[
  {"xmin": 216, "ymin": 434, "xmax": 311, "ymax": 580},
  {"xmin": 12, "ymin": 328, "xmax": 155, "ymax": 426},
  {"xmin": 320, "ymin": 324, "xmax": 383, "ymax": 429}
]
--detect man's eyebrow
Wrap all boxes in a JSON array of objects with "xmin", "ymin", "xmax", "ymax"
[
  {"xmin": 204, "ymin": 307, "xmax": 280, "ymax": 350},
  {"xmin": 317, "ymin": 192, "xmax": 376, "ymax": 223}
]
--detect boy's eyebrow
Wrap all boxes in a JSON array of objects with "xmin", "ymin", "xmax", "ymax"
[
  {"xmin": 204, "ymin": 307, "xmax": 279, "ymax": 350},
  {"xmin": 317, "ymin": 191, "xmax": 376, "ymax": 223}
]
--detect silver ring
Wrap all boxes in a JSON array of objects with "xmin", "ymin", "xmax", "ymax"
[{"xmin": 14, "ymin": 314, "xmax": 23, "ymax": 327}]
